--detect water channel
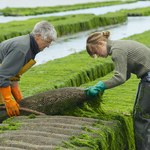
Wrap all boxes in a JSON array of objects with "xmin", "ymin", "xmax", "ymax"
[
  {"xmin": 0, "ymin": 1, "xmax": 150, "ymax": 23},
  {"xmin": 0, "ymin": 0, "xmax": 113, "ymax": 8},
  {"xmin": 35, "ymin": 16, "xmax": 150, "ymax": 65},
  {"xmin": 0, "ymin": 1, "xmax": 150, "ymax": 65}
]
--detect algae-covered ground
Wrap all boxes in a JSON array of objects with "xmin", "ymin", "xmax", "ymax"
[
  {"xmin": 0, "ymin": 3, "xmax": 150, "ymax": 146},
  {"xmin": 20, "ymin": 30, "xmax": 150, "ymax": 97},
  {"xmin": 0, "ymin": 30, "xmax": 149, "ymax": 149},
  {"xmin": 62, "ymin": 30, "xmax": 150, "ymax": 149}
]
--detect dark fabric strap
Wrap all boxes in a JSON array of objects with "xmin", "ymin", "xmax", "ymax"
[{"xmin": 141, "ymin": 72, "xmax": 150, "ymax": 82}]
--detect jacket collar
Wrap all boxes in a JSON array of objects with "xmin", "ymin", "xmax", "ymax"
[
  {"xmin": 107, "ymin": 39, "xmax": 113, "ymax": 55},
  {"xmin": 29, "ymin": 34, "xmax": 40, "ymax": 56}
]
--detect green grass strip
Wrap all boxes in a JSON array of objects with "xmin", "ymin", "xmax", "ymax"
[
  {"xmin": 0, "ymin": 13, "xmax": 127, "ymax": 42},
  {"xmin": 20, "ymin": 52, "xmax": 114, "ymax": 97},
  {"xmin": 0, "ymin": 1, "xmax": 136, "ymax": 16}
]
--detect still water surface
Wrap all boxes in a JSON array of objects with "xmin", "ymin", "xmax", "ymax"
[
  {"xmin": 0, "ymin": 1, "xmax": 150, "ymax": 23},
  {"xmin": 0, "ymin": 1, "xmax": 150, "ymax": 65},
  {"xmin": 35, "ymin": 16, "xmax": 150, "ymax": 65},
  {"xmin": 0, "ymin": 0, "xmax": 113, "ymax": 8}
]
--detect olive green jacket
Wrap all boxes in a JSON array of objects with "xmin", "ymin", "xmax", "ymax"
[{"xmin": 104, "ymin": 40, "xmax": 150, "ymax": 89}]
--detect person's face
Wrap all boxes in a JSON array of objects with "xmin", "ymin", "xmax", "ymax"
[
  {"xmin": 35, "ymin": 35, "xmax": 53, "ymax": 51},
  {"xmin": 90, "ymin": 41, "xmax": 108, "ymax": 58}
]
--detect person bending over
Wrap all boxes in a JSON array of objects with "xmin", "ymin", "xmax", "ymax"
[
  {"xmin": 85, "ymin": 31, "xmax": 150, "ymax": 150},
  {"xmin": 0, "ymin": 20, "xmax": 57, "ymax": 117}
]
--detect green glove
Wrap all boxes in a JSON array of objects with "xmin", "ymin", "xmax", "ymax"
[{"xmin": 85, "ymin": 81, "xmax": 106, "ymax": 96}]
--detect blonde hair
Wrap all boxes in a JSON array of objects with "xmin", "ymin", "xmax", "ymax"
[{"xmin": 86, "ymin": 31, "xmax": 110, "ymax": 56}]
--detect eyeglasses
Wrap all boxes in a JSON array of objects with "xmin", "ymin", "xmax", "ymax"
[
  {"xmin": 41, "ymin": 38, "xmax": 53, "ymax": 47},
  {"xmin": 45, "ymin": 39, "xmax": 52, "ymax": 44}
]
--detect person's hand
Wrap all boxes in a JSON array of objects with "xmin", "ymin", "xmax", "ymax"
[
  {"xmin": 0, "ymin": 86, "xmax": 20, "ymax": 117},
  {"xmin": 85, "ymin": 81, "xmax": 106, "ymax": 97},
  {"xmin": 5, "ymin": 99, "xmax": 20, "ymax": 117},
  {"xmin": 11, "ymin": 81, "xmax": 23, "ymax": 103}
]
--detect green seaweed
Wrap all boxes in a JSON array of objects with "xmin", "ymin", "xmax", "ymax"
[
  {"xmin": 1, "ymin": 24, "xmax": 150, "ymax": 150},
  {"xmin": 0, "ymin": 117, "xmax": 20, "ymax": 133}
]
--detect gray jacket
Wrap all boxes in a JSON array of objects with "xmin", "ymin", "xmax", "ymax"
[
  {"xmin": 0, "ymin": 34, "xmax": 37, "ymax": 87},
  {"xmin": 104, "ymin": 40, "xmax": 150, "ymax": 89}
]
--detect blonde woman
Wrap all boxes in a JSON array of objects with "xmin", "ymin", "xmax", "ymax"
[{"xmin": 85, "ymin": 31, "xmax": 150, "ymax": 150}]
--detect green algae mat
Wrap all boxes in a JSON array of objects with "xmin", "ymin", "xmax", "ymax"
[{"xmin": 0, "ymin": 30, "xmax": 150, "ymax": 149}]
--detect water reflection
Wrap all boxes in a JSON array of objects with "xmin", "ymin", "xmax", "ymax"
[
  {"xmin": 0, "ymin": 1, "xmax": 150, "ymax": 23},
  {"xmin": 35, "ymin": 16, "xmax": 150, "ymax": 65}
]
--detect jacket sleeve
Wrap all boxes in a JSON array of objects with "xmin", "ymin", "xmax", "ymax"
[
  {"xmin": 0, "ymin": 49, "xmax": 25, "ymax": 87},
  {"xmin": 103, "ymin": 49, "xmax": 128, "ymax": 89}
]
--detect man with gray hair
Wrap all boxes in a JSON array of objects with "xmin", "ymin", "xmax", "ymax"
[{"xmin": 0, "ymin": 20, "xmax": 57, "ymax": 117}]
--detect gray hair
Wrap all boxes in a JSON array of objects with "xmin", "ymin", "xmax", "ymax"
[{"xmin": 31, "ymin": 20, "xmax": 57, "ymax": 41}]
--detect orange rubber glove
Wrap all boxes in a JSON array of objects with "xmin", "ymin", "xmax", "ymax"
[
  {"xmin": 11, "ymin": 81, "xmax": 23, "ymax": 103},
  {"xmin": 0, "ymin": 86, "xmax": 20, "ymax": 117}
]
